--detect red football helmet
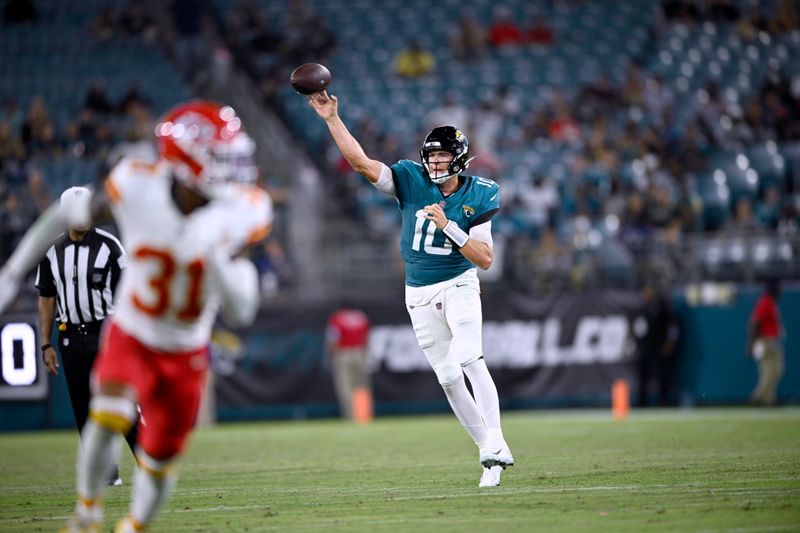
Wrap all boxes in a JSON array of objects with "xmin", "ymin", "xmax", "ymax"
[{"xmin": 154, "ymin": 100, "xmax": 257, "ymax": 197}]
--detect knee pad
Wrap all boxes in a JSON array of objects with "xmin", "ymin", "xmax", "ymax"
[
  {"xmin": 435, "ymin": 360, "xmax": 463, "ymax": 387},
  {"xmin": 89, "ymin": 395, "xmax": 137, "ymax": 434},
  {"xmin": 136, "ymin": 449, "xmax": 178, "ymax": 480}
]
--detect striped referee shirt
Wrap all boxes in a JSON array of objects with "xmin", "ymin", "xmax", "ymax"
[{"xmin": 35, "ymin": 228, "xmax": 127, "ymax": 324}]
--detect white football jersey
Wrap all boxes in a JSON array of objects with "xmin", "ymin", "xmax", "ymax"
[{"xmin": 104, "ymin": 158, "xmax": 272, "ymax": 352}]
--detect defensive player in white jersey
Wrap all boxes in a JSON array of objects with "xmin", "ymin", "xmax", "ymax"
[
  {"xmin": 0, "ymin": 101, "xmax": 272, "ymax": 532},
  {"xmin": 309, "ymin": 91, "xmax": 513, "ymax": 487}
]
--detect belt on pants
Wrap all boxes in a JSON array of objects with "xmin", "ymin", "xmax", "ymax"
[{"xmin": 59, "ymin": 320, "xmax": 104, "ymax": 336}]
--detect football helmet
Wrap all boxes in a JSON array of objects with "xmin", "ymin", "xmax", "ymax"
[
  {"xmin": 420, "ymin": 125, "xmax": 476, "ymax": 184},
  {"xmin": 155, "ymin": 100, "xmax": 257, "ymax": 198}
]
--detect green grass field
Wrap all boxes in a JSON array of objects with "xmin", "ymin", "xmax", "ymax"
[{"xmin": 1, "ymin": 408, "xmax": 798, "ymax": 532}]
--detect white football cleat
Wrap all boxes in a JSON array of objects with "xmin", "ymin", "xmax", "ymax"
[
  {"xmin": 479, "ymin": 442, "xmax": 515, "ymax": 469},
  {"xmin": 479, "ymin": 466, "xmax": 503, "ymax": 487}
]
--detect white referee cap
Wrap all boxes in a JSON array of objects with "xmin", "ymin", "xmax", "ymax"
[{"xmin": 60, "ymin": 186, "xmax": 92, "ymax": 231}]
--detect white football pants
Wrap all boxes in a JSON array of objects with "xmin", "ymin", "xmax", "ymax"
[{"xmin": 405, "ymin": 269, "xmax": 484, "ymax": 385}]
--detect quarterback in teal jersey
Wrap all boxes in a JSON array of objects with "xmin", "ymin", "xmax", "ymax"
[{"xmin": 310, "ymin": 91, "xmax": 513, "ymax": 487}]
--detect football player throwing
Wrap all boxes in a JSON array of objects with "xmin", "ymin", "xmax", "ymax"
[{"xmin": 309, "ymin": 91, "xmax": 513, "ymax": 488}]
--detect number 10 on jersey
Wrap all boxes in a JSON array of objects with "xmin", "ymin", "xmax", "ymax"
[{"xmin": 412, "ymin": 210, "xmax": 452, "ymax": 256}]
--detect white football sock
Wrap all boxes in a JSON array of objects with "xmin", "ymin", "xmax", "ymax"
[
  {"xmin": 76, "ymin": 420, "xmax": 122, "ymax": 502},
  {"xmin": 130, "ymin": 453, "xmax": 177, "ymax": 527},
  {"xmin": 463, "ymin": 359, "xmax": 503, "ymax": 440},
  {"xmin": 441, "ymin": 373, "xmax": 487, "ymax": 447}
]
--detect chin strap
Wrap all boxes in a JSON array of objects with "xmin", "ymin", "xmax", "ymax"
[{"xmin": 425, "ymin": 156, "xmax": 477, "ymax": 184}]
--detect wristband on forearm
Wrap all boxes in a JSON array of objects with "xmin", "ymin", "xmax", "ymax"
[
  {"xmin": 443, "ymin": 221, "xmax": 470, "ymax": 248},
  {"xmin": 40, "ymin": 343, "xmax": 52, "ymax": 353}
]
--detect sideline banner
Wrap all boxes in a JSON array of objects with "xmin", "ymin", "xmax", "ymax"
[{"xmin": 214, "ymin": 290, "xmax": 643, "ymax": 416}]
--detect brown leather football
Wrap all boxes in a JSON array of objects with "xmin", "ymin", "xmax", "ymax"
[{"xmin": 290, "ymin": 63, "xmax": 332, "ymax": 95}]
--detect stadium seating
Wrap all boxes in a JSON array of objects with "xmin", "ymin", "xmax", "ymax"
[
  {"xmin": 211, "ymin": 1, "xmax": 799, "ymax": 240},
  {"xmin": 0, "ymin": 0, "xmax": 192, "ymax": 190}
]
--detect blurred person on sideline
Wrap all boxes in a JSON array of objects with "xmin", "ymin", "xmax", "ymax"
[
  {"xmin": 746, "ymin": 279, "xmax": 784, "ymax": 406},
  {"xmin": 326, "ymin": 305, "xmax": 371, "ymax": 419},
  {"xmin": 635, "ymin": 283, "xmax": 680, "ymax": 407}
]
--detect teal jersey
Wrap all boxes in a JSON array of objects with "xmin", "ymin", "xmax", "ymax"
[{"xmin": 389, "ymin": 159, "xmax": 500, "ymax": 287}]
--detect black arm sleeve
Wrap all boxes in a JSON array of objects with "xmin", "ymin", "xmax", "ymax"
[
  {"xmin": 35, "ymin": 255, "xmax": 57, "ymax": 297},
  {"xmin": 469, "ymin": 208, "xmax": 499, "ymax": 228}
]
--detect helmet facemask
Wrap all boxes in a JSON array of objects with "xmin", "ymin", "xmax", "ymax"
[
  {"xmin": 420, "ymin": 126, "xmax": 476, "ymax": 184},
  {"xmin": 156, "ymin": 102, "xmax": 258, "ymax": 199},
  {"xmin": 173, "ymin": 132, "xmax": 257, "ymax": 198}
]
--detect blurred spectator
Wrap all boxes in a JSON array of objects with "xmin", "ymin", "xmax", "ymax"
[
  {"xmin": 226, "ymin": 0, "xmax": 262, "ymax": 39},
  {"xmin": 326, "ymin": 305, "xmax": 371, "ymax": 420},
  {"xmin": 471, "ymin": 99, "xmax": 503, "ymax": 153},
  {"xmin": 642, "ymin": 74, "xmax": 674, "ymax": 119},
  {"xmin": 776, "ymin": 203, "xmax": 798, "ymax": 237},
  {"xmin": 577, "ymin": 75, "xmax": 620, "ymax": 120},
  {"xmin": 91, "ymin": 5, "xmax": 117, "ymax": 42},
  {"xmin": 493, "ymin": 85, "xmax": 522, "ymax": 118},
  {"xmin": 521, "ymin": 108, "xmax": 549, "ymax": 142},
  {"xmin": 757, "ymin": 186, "xmax": 782, "ymax": 229},
  {"xmin": 23, "ymin": 167, "xmax": 52, "ymax": 215},
  {"xmin": 118, "ymin": 0, "xmax": 157, "ymax": 43},
  {"xmin": 516, "ymin": 174, "xmax": 559, "ymax": 227},
  {"xmin": 117, "ymin": 82, "xmax": 151, "ymax": 114},
  {"xmin": 661, "ymin": 0, "xmax": 701, "ymax": 24},
  {"xmin": 770, "ymin": 0, "xmax": 799, "ymax": 33},
  {"xmin": 620, "ymin": 193, "xmax": 653, "ymax": 257},
  {"xmin": 448, "ymin": 15, "xmax": 487, "ymax": 61},
  {"xmin": 65, "ymin": 109, "xmax": 100, "ymax": 158},
  {"xmin": 737, "ymin": 5, "xmax": 769, "ymax": 42},
  {"xmin": 83, "ymin": 81, "xmax": 114, "ymax": 114},
  {"xmin": 170, "ymin": 0, "xmax": 209, "ymax": 84},
  {"xmin": 1, "ymin": 98, "xmax": 23, "ymax": 135},
  {"xmin": 488, "ymin": 8, "xmax": 525, "ymax": 47},
  {"xmin": 547, "ymin": 95, "xmax": 581, "ymax": 143},
  {"xmin": 528, "ymin": 226, "xmax": 571, "ymax": 291},
  {"xmin": 3, "ymin": 0, "xmax": 38, "ymax": 24},
  {"xmin": 27, "ymin": 121, "xmax": 62, "ymax": 159},
  {"xmin": 634, "ymin": 284, "xmax": 679, "ymax": 407},
  {"xmin": 299, "ymin": 16, "xmax": 337, "ymax": 60},
  {"xmin": 724, "ymin": 197, "xmax": 764, "ymax": 236},
  {"xmin": 746, "ymin": 279, "xmax": 784, "ymax": 406},
  {"xmin": 0, "ymin": 121, "xmax": 26, "ymax": 169},
  {"xmin": 21, "ymin": 96, "xmax": 51, "ymax": 153},
  {"xmin": 425, "ymin": 94, "xmax": 469, "ymax": 132},
  {"xmin": 527, "ymin": 16, "xmax": 554, "ymax": 45},
  {"xmin": 708, "ymin": 0, "xmax": 740, "ymax": 23},
  {"xmin": 393, "ymin": 40, "xmax": 436, "ymax": 78},
  {"xmin": 622, "ymin": 60, "xmax": 646, "ymax": 107}
]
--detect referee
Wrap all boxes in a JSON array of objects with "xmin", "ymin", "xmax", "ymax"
[{"xmin": 36, "ymin": 186, "xmax": 137, "ymax": 485}]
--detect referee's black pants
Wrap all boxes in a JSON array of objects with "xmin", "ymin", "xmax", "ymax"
[{"xmin": 58, "ymin": 324, "xmax": 138, "ymax": 453}]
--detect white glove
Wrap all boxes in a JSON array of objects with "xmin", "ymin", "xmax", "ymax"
[{"xmin": 0, "ymin": 268, "xmax": 21, "ymax": 315}]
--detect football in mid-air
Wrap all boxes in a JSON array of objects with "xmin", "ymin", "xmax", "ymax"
[{"xmin": 290, "ymin": 63, "xmax": 331, "ymax": 95}]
